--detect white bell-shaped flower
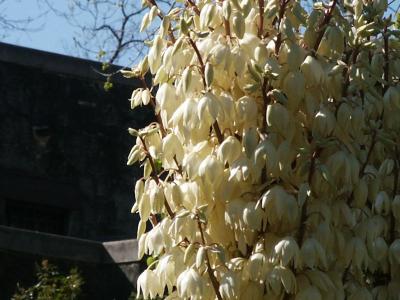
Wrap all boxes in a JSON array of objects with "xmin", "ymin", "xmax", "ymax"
[
  {"xmin": 137, "ymin": 269, "xmax": 163, "ymax": 299},
  {"xmin": 177, "ymin": 268, "xmax": 204, "ymax": 300}
]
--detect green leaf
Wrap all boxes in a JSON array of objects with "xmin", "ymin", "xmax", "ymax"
[{"xmin": 103, "ymin": 80, "xmax": 113, "ymax": 91}]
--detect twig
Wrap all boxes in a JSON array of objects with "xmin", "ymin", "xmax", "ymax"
[
  {"xmin": 393, "ymin": 150, "xmax": 399, "ymax": 199},
  {"xmin": 186, "ymin": 0, "xmax": 200, "ymax": 15},
  {"xmin": 139, "ymin": 77, "xmax": 167, "ymax": 136},
  {"xmin": 260, "ymin": 79, "xmax": 270, "ymax": 184},
  {"xmin": 139, "ymin": 136, "xmax": 175, "ymax": 218},
  {"xmin": 390, "ymin": 148, "xmax": 399, "ymax": 243},
  {"xmin": 138, "ymin": 77, "xmax": 183, "ymax": 174},
  {"xmin": 342, "ymin": 46, "xmax": 359, "ymax": 97},
  {"xmin": 297, "ymin": 148, "xmax": 320, "ymax": 245},
  {"xmin": 224, "ymin": 18, "xmax": 231, "ymax": 37},
  {"xmin": 196, "ymin": 216, "xmax": 223, "ymax": 300},
  {"xmin": 383, "ymin": 22, "xmax": 390, "ymax": 92},
  {"xmin": 188, "ymin": 37, "xmax": 224, "ymax": 144},
  {"xmin": 148, "ymin": 0, "xmax": 176, "ymax": 43},
  {"xmin": 313, "ymin": 0, "xmax": 338, "ymax": 51},
  {"xmin": 213, "ymin": 122, "xmax": 224, "ymax": 144},
  {"xmin": 258, "ymin": 0, "xmax": 265, "ymax": 38},
  {"xmin": 261, "ymin": 79, "xmax": 269, "ymax": 133},
  {"xmin": 188, "ymin": 38, "xmax": 206, "ymax": 85},
  {"xmin": 359, "ymin": 131, "xmax": 377, "ymax": 175},
  {"xmin": 275, "ymin": 0, "xmax": 290, "ymax": 54}
]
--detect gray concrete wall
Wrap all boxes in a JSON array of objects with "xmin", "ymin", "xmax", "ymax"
[{"xmin": 0, "ymin": 226, "xmax": 143, "ymax": 299}]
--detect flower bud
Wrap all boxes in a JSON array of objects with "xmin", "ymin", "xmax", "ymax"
[
  {"xmin": 312, "ymin": 106, "xmax": 336, "ymax": 138},
  {"xmin": 371, "ymin": 52, "xmax": 384, "ymax": 77},
  {"xmin": 181, "ymin": 67, "xmax": 192, "ymax": 93},
  {"xmin": 392, "ymin": 195, "xmax": 400, "ymax": 220},
  {"xmin": 300, "ymin": 56, "xmax": 325, "ymax": 86},
  {"xmin": 148, "ymin": 35, "xmax": 163, "ymax": 73},
  {"xmin": 137, "ymin": 269, "xmax": 163, "ymax": 299},
  {"xmin": 389, "ymin": 239, "xmax": 400, "ymax": 265},
  {"xmin": 200, "ymin": 3, "xmax": 217, "ymax": 30},
  {"xmin": 378, "ymin": 159, "xmax": 394, "ymax": 176},
  {"xmin": 195, "ymin": 246, "xmax": 206, "ymax": 269},
  {"xmin": 232, "ymin": 12, "xmax": 245, "ymax": 39},
  {"xmin": 336, "ymin": 102, "xmax": 352, "ymax": 130},
  {"xmin": 254, "ymin": 45, "xmax": 269, "ymax": 67},
  {"xmin": 177, "ymin": 268, "xmax": 204, "ymax": 299},
  {"xmin": 282, "ymin": 71, "xmax": 305, "ymax": 111},
  {"xmin": 139, "ymin": 193, "xmax": 151, "ymax": 220},
  {"xmin": 135, "ymin": 179, "xmax": 145, "ymax": 205},
  {"xmin": 266, "ymin": 103, "xmax": 289, "ymax": 132},
  {"xmin": 198, "ymin": 93, "xmax": 220, "ymax": 125},
  {"xmin": 184, "ymin": 243, "xmax": 195, "ymax": 265},
  {"xmin": 205, "ymin": 62, "xmax": 214, "ymax": 87},
  {"xmin": 317, "ymin": 26, "xmax": 344, "ymax": 58},
  {"xmin": 384, "ymin": 86, "xmax": 400, "ymax": 109},
  {"xmin": 352, "ymin": 178, "xmax": 368, "ymax": 208},
  {"xmin": 219, "ymin": 271, "xmax": 240, "ymax": 300},
  {"xmin": 149, "ymin": 181, "xmax": 164, "ymax": 213},
  {"xmin": 163, "ymin": 133, "xmax": 184, "ymax": 165},
  {"xmin": 127, "ymin": 145, "xmax": 141, "ymax": 166},
  {"xmin": 351, "ymin": 106, "xmax": 365, "ymax": 138},
  {"xmin": 374, "ymin": 191, "xmax": 390, "ymax": 215},
  {"xmin": 243, "ymin": 202, "xmax": 263, "ymax": 230},
  {"xmin": 243, "ymin": 127, "xmax": 259, "ymax": 158},
  {"xmin": 371, "ymin": 237, "xmax": 388, "ymax": 261},
  {"xmin": 272, "ymin": 237, "xmax": 300, "ymax": 267},
  {"xmin": 345, "ymin": 237, "xmax": 368, "ymax": 270},
  {"xmin": 301, "ymin": 238, "xmax": 327, "ymax": 269},
  {"xmin": 137, "ymin": 220, "xmax": 147, "ymax": 239},
  {"xmin": 217, "ymin": 136, "xmax": 242, "ymax": 166},
  {"xmin": 252, "ymin": 140, "xmax": 279, "ymax": 178},
  {"xmin": 246, "ymin": 253, "xmax": 265, "ymax": 281},
  {"xmin": 279, "ymin": 41, "xmax": 304, "ymax": 71},
  {"xmin": 199, "ymin": 155, "xmax": 224, "ymax": 187},
  {"xmin": 236, "ymin": 96, "xmax": 258, "ymax": 128},
  {"xmin": 222, "ymin": 0, "xmax": 232, "ymax": 20}
]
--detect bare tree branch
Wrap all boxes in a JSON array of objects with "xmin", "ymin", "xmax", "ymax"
[
  {"xmin": 0, "ymin": 0, "xmax": 47, "ymax": 38},
  {"xmin": 40, "ymin": 0, "xmax": 175, "ymax": 65}
]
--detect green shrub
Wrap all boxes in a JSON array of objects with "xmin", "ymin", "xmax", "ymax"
[{"xmin": 12, "ymin": 260, "xmax": 83, "ymax": 300}]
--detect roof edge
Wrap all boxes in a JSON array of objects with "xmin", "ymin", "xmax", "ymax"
[{"xmin": 0, "ymin": 42, "xmax": 140, "ymax": 87}]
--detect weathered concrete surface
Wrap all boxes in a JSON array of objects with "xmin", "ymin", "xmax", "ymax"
[
  {"xmin": 0, "ymin": 226, "xmax": 143, "ymax": 299},
  {"xmin": 0, "ymin": 225, "xmax": 140, "ymax": 263}
]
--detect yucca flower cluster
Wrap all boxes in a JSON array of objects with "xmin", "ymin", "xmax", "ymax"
[{"xmin": 125, "ymin": 0, "xmax": 400, "ymax": 298}]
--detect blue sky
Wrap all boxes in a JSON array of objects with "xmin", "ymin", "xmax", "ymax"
[{"xmin": 2, "ymin": 1, "xmax": 77, "ymax": 57}]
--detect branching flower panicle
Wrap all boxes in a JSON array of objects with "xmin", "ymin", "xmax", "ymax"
[{"xmin": 126, "ymin": 0, "xmax": 400, "ymax": 298}]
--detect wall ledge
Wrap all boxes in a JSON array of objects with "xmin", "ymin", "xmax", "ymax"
[{"xmin": 0, "ymin": 225, "xmax": 139, "ymax": 264}]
